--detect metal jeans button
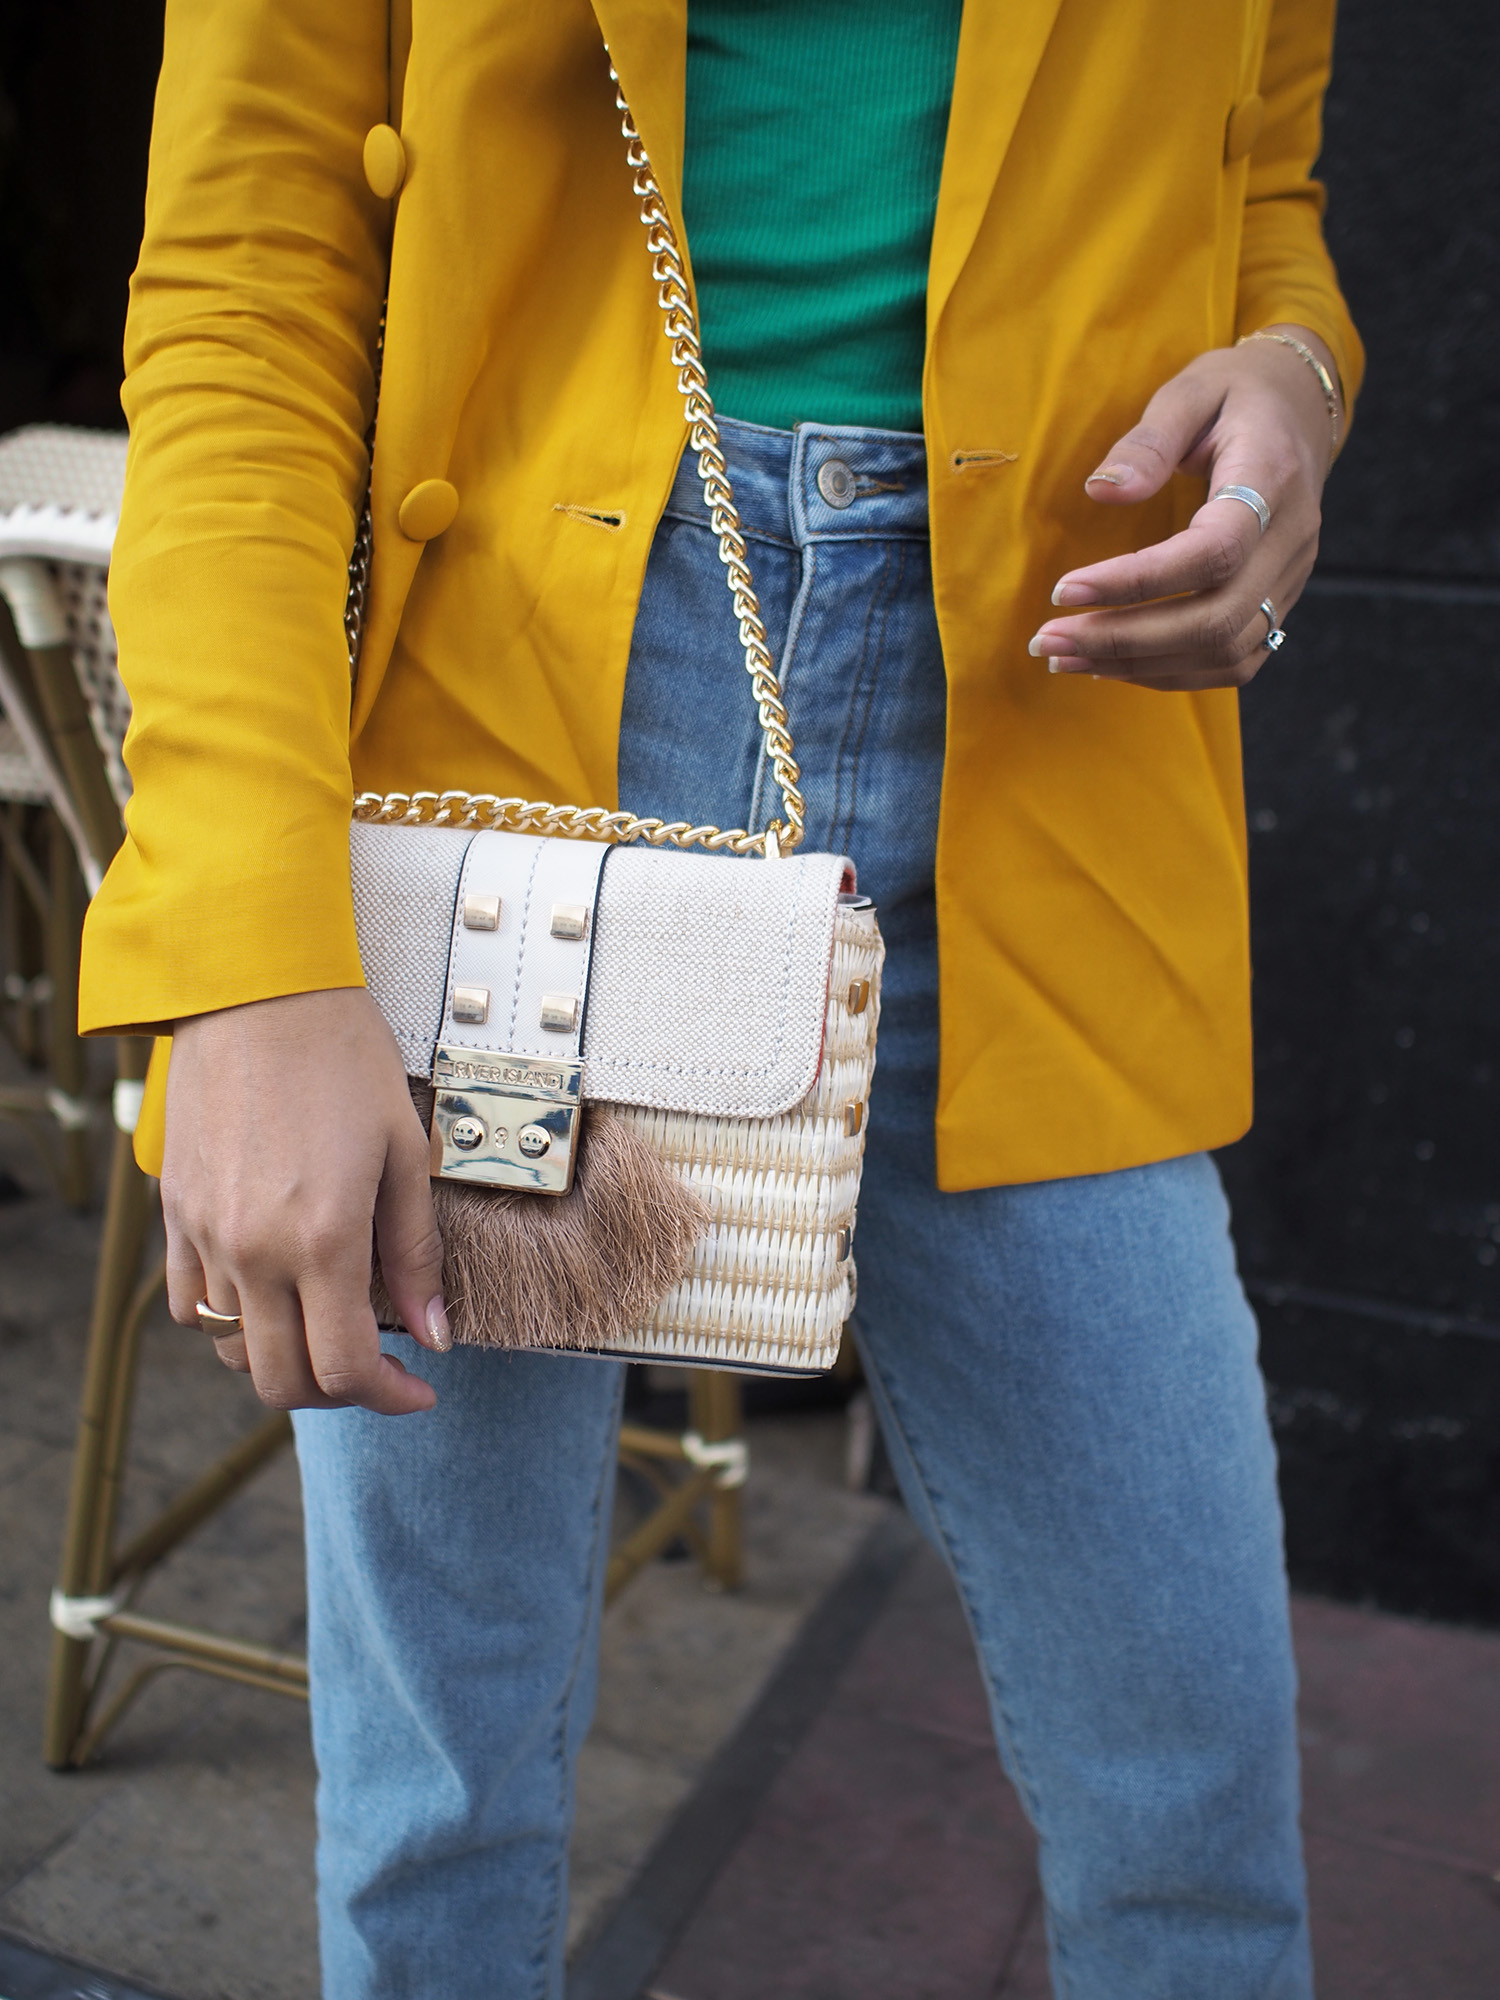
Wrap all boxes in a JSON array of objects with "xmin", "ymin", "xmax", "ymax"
[{"xmin": 816, "ymin": 457, "xmax": 856, "ymax": 508}]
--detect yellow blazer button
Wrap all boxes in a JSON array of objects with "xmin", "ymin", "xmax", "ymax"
[
  {"xmin": 363, "ymin": 123, "xmax": 407, "ymax": 199},
  {"xmin": 398, "ymin": 479, "xmax": 459, "ymax": 541},
  {"xmin": 1224, "ymin": 94, "xmax": 1265, "ymax": 164}
]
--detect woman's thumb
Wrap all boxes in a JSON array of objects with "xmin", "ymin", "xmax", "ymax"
[{"xmin": 1084, "ymin": 369, "xmax": 1222, "ymax": 506}]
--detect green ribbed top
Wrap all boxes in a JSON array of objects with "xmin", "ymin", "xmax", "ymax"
[{"xmin": 681, "ymin": 0, "xmax": 964, "ymax": 434}]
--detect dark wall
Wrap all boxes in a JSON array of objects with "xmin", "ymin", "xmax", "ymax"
[
  {"xmin": 1220, "ymin": 0, "xmax": 1500, "ymax": 1620},
  {"xmin": 1, "ymin": 3, "xmax": 1497, "ymax": 1616},
  {"xmin": 1312, "ymin": 2, "xmax": 1500, "ymax": 581},
  {"xmin": 0, "ymin": 0, "xmax": 162, "ymax": 429}
]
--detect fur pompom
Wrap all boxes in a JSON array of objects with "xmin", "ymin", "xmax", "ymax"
[{"xmin": 372, "ymin": 1082, "xmax": 709, "ymax": 1350}]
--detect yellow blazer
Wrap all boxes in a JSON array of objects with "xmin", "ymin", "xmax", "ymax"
[{"xmin": 82, "ymin": 0, "xmax": 1362, "ymax": 1191}]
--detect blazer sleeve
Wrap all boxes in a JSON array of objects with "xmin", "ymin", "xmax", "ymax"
[
  {"xmin": 1234, "ymin": 0, "xmax": 1365, "ymax": 413},
  {"xmin": 78, "ymin": 0, "xmax": 390, "ymax": 1035}
]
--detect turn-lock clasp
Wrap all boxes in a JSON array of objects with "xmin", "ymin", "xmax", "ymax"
[{"xmin": 429, "ymin": 1044, "xmax": 583, "ymax": 1195}]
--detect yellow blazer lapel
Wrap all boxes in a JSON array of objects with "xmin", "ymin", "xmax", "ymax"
[
  {"xmin": 928, "ymin": 0, "xmax": 1067, "ymax": 330},
  {"xmin": 589, "ymin": 0, "xmax": 688, "ymax": 217}
]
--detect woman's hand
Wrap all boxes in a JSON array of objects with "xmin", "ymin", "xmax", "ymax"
[
  {"xmin": 1029, "ymin": 324, "xmax": 1342, "ymax": 692},
  {"xmin": 163, "ymin": 987, "xmax": 448, "ymax": 1415}
]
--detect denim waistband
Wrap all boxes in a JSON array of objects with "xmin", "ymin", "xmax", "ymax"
[{"xmin": 663, "ymin": 414, "xmax": 929, "ymax": 548}]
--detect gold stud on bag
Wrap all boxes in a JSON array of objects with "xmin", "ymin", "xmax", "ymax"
[{"xmin": 348, "ymin": 74, "xmax": 883, "ymax": 1375}]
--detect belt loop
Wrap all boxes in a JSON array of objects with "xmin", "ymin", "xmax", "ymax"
[
  {"xmin": 786, "ymin": 425, "xmax": 815, "ymax": 551},
  {"xmin": 674, "ymin": 415, "xmax": 796, "ymax": 549}
]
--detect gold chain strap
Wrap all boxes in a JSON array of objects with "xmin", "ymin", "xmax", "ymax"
[
  {"xmin": 344, "ymin": 306, "xmax": 382, "ymax": 666},
  {"xmin": 353, "ymin": 71, "xmax": 805, "ymax": 860}
]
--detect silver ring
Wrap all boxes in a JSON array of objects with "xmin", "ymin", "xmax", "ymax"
[
  {"xmin": 1212, "ymin": 484, "xmax": 1271, "ymax": 535},
  {"xmin": 195, "ymin": 1299, "xmax": 244, "ymax": 1337},
  {"xmin": 1259, "ymin": 599, "xmax": 1287, "ymax": 653}
]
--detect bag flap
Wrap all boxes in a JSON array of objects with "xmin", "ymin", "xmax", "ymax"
[{"xmin": 351, "ymin": 822, "xmax": 850, "ymax": 1119}]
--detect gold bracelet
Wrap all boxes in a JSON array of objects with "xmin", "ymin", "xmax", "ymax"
[{"xmin": 1237, "ymin": 329, "xmax": 1342, "ymax": 466}]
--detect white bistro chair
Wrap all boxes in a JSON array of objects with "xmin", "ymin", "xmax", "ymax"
[
  {"xmin": 0, "ymin": 425, "xmax": 130, "ymax": 1199},
  {"xmin": 0, "ymin": 425, "xmax": 745, "ymax": 1769},
  {"xmin": 0, "ymin": 425, "xmax": 305, "ymax": 1766}
]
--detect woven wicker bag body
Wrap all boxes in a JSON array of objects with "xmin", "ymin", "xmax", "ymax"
[
  {"xmin": 348, "ymin": 71, "xmax": 882, "ymax": 1374},
  {"xmin": 617, "ymin": 902, "xmax": 880, "ymax": 1371}
]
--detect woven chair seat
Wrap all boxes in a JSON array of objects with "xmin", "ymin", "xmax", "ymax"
[
  {"xmin": 0, "ymin": 718, "xmax": 48, "ymax": 803},
  {"xmin": 0, "ymin": 425, "xmax": 129, "ymax": 807}
]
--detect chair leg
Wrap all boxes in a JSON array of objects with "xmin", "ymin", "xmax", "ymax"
[
  {"xmin": 44, "ymin": 1062, "xmax": 155, "ymax": 1768},
  {"xmin": 0, "ymin": 801, "xmax": 47, "ymax": 1066},
  {"xmin": 608, "ymin": 1368, "xmax": 748, "ymax": 1604},
  {"xmin": 690, "ymin": 1369, "xmax": 745, "ymax": 1592},
  {"xmin": 0, "ymin": 805, "xmax": 26, "ymax": 1055},
  {"xmin": 43, "ymin": 1040, "xmax": 309, "ymax": 1768},
  {"xmin": 44, "ymin": 811, "xmax": 90, "ymax": 1208}
]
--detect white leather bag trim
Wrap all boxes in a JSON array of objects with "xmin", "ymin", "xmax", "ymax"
[
  {"xmin": 351, "ymin": 823, "xmax": 851, "ymax": 1121},
  {"xmin": 442, "ymin": 832, "xmax": 610, "ymax": 1060}
]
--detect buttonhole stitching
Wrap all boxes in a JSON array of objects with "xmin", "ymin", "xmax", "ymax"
[
  {"xmin": 553, "ymin": 502, "xmax": 626, "ymax": 531},
  {"xmin": 951, "ymin": 449, "xmax": 1019, "ymax": 473}
]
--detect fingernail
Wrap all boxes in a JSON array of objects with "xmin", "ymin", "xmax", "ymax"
[
  {"xmin": 1029, "ymin": 634, "xmax": 1077, "ymax": 658},
  {"xmin": 1048, "ymin": 660, "xmax": 1088, "ymax": 674},
  {"xmin": 424, "ymin": 1297, "xmax": 451, "ymax": 1352},
  {"xmin": 1051, "ymin": 581, "xmax": 1099, "ymax": 607},
  {"xmin": 1085, "ymin": 463, "xmax": 1133, "ymax": 487}
]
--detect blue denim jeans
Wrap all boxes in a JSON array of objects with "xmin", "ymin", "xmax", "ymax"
[{"xmin": 294, "ymin": 418, "xmax": 1311, "ymax": 1999}]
